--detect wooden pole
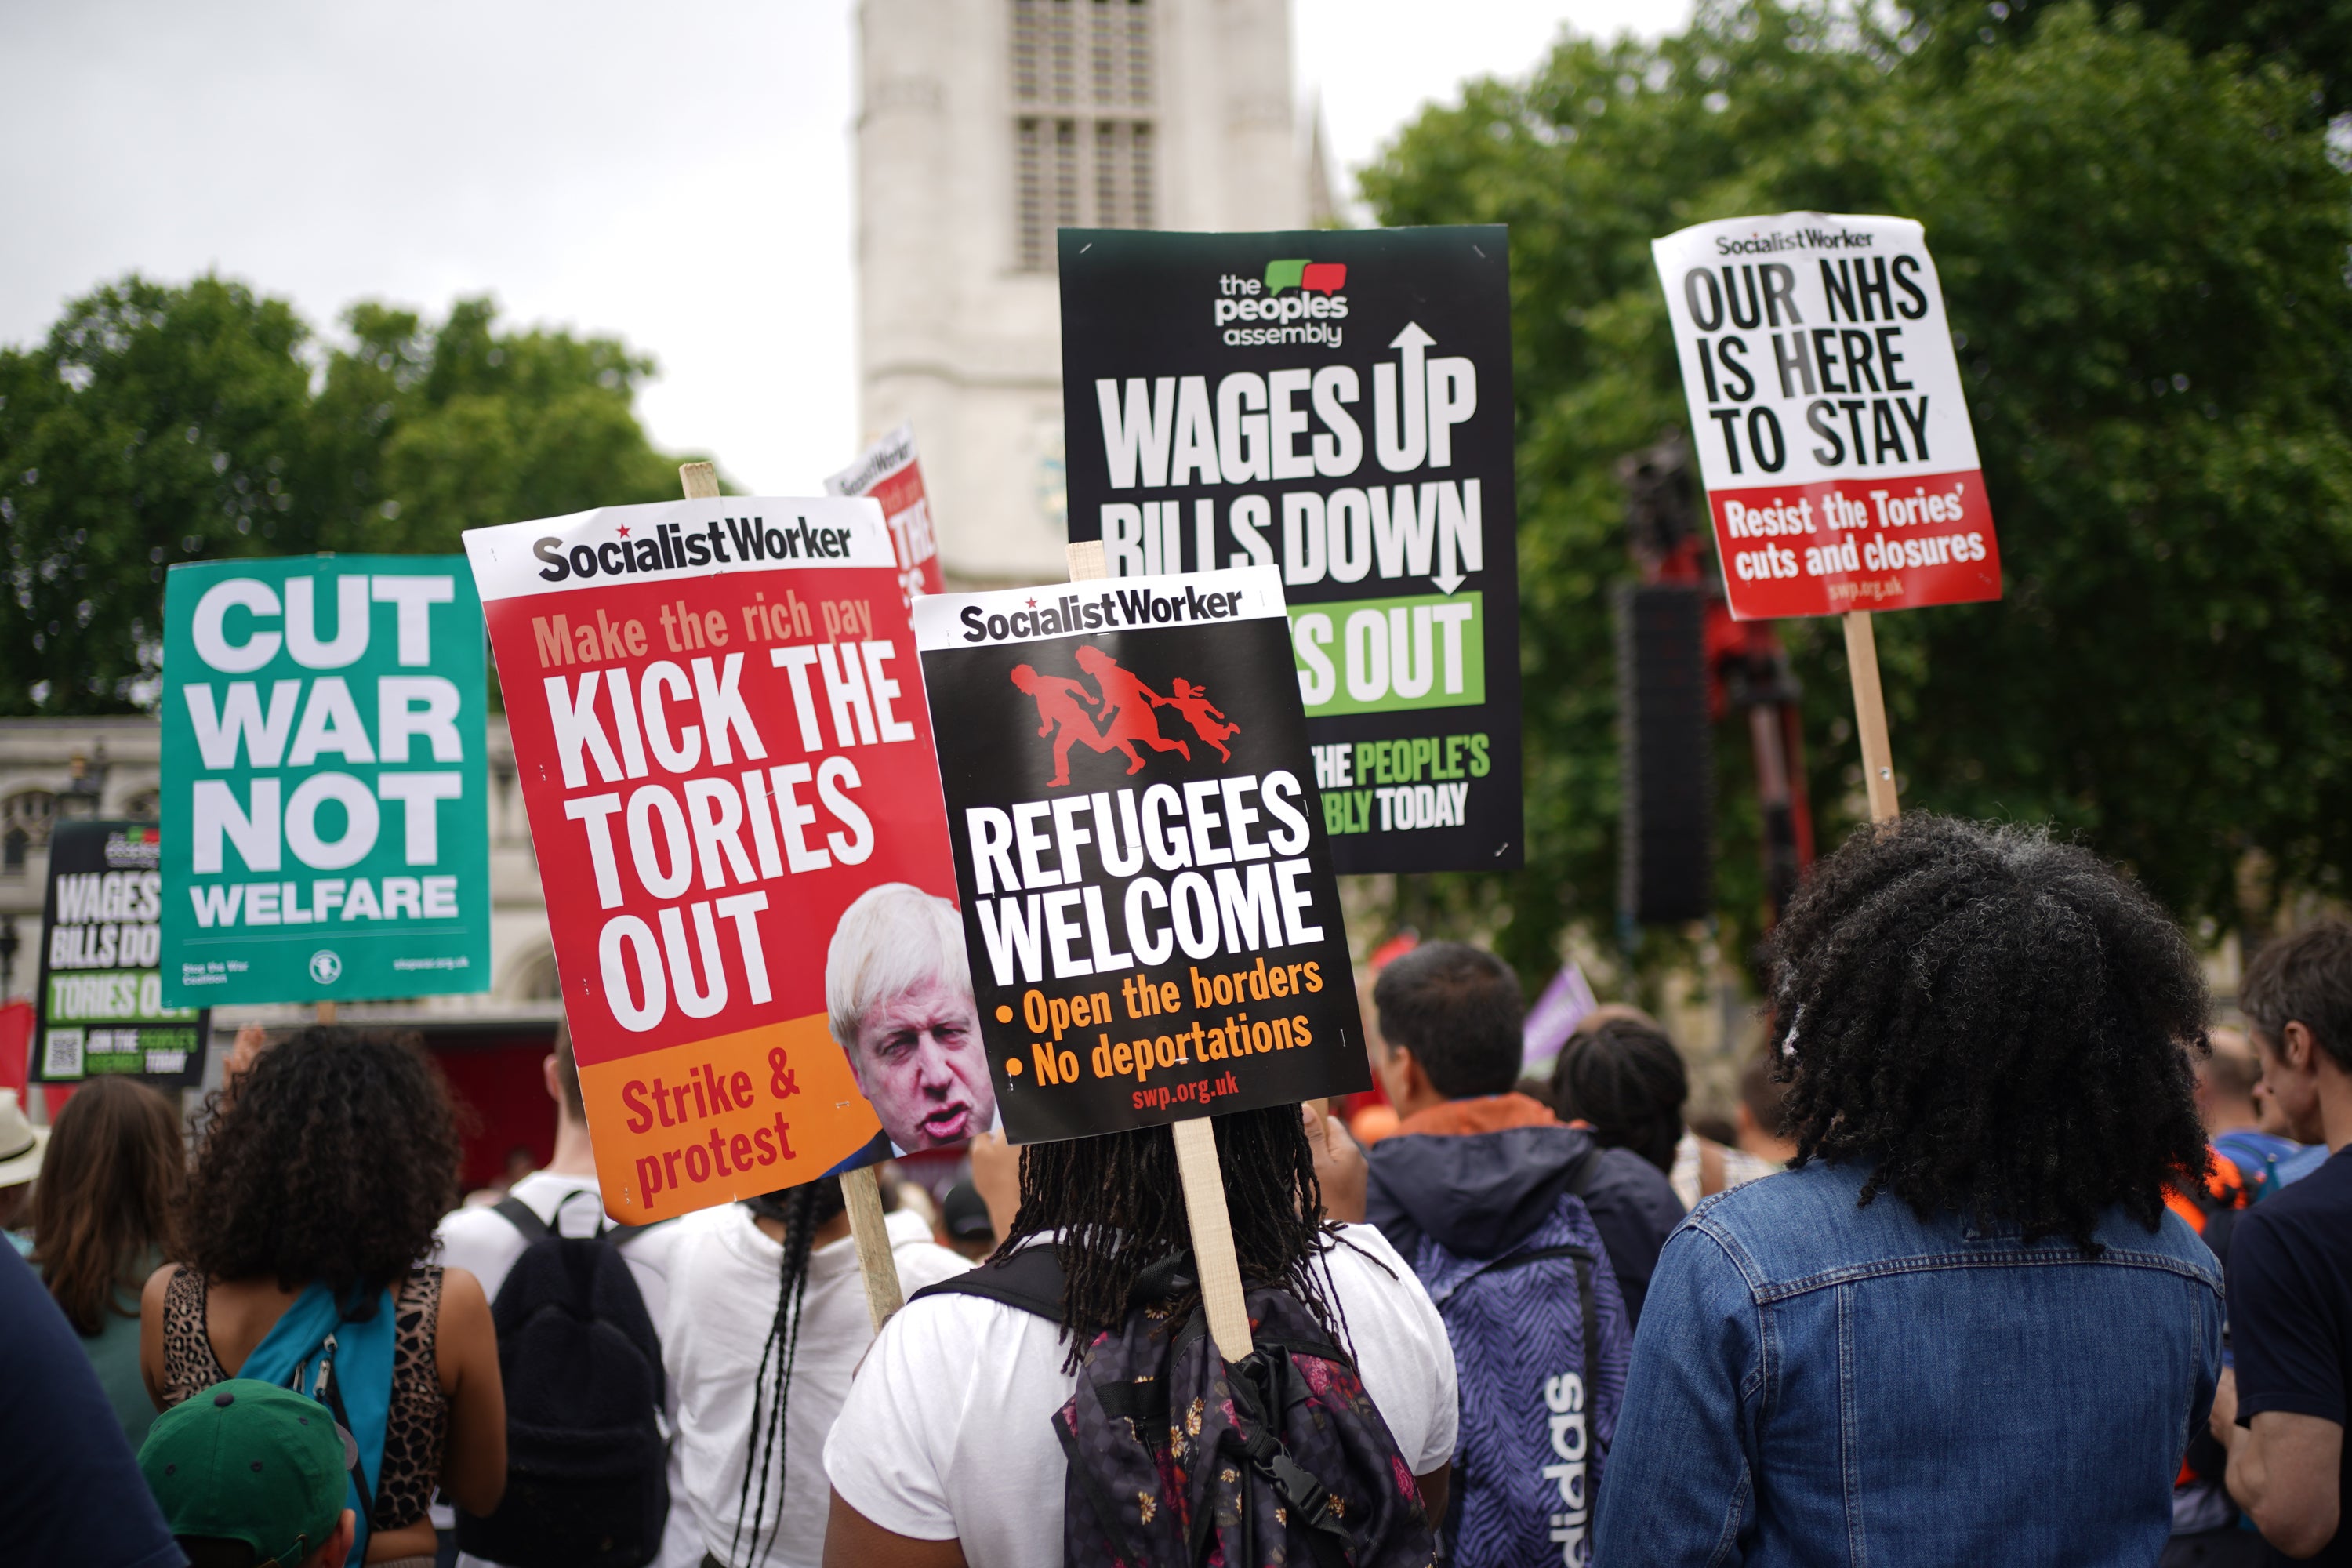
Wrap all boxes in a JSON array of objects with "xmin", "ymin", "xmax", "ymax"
[
  {"xmin": 839, "ymin": 1154, "xmax": 906, "ymax": 1327},
  {"xmin": 1066, "ymin": 539, "xmax": 1255, "ymax": 1362},
  {"xmin": 315, "ymin": 1001, "xmax": 336, "ymax": 1025},
  {"xmin": 1841, "ymin": 610, "xmax": 1900, "ymax": 824},
  {"xmin": 678, "ymin": 459, "xmax": 906, "ymax": 1329}
]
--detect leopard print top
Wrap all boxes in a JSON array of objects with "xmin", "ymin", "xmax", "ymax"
[{"xmin": 159, "ymin": 1265, "xmax": 448, "ymax": 1533}]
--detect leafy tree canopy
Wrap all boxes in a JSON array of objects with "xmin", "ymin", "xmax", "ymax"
[
  {"xmin": 1363, "ymin": 0, "xmax": 2352, "ymax": 979},
  {"xmin": 0, "ymin": 276, "xmax": 710, "ymax": 713}
]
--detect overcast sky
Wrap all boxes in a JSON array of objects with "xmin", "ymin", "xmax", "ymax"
[{"xmin": 0, "ymin": 0, "xmax": 1690, "ymax": 496}]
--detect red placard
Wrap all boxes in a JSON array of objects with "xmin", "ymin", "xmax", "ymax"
[
  {"xmin": 464, "ymin": 498, "xmax": 957, "ymax": 1222},
  {"xmin": 1706, "ymin": 470, "xmax": 2000, "ymax": 618},
  {"xmin": 826, "ymin": 424, "xmax": 946, "ymax": 608}
]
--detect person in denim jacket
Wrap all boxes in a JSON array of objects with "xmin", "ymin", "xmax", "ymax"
[{"xmin": 1596, "ymin": 815, "xmax": 2224, "ymax": 1566}]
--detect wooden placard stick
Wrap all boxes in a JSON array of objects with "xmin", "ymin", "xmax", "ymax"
[
  {"xmin": 1065, "ymin": 539, "xmax": 1256, "ymax": 1362},
  {"xmin": 678, "ymin": 459, "xmax": 906, "ymax": 1330},
  {"xmin": 838, "ymin": 1156, "xmax": 905, "ymax": 1328},
  {"xmin": 1841, "ymin": 610, "xmax": 1900, "ymax": 824},
  {"xmin": 316, "ymin": 1001, "xmax": 337, "ymax": 1025}
]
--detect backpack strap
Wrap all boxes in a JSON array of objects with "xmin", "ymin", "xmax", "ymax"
[
  {"xmin": 1552, "ymin": 1155, "xmax": 1607, "ymax": 1414},
  {"xmin": 309, "ymin": 1334, "xmax": 379, "ymax": 1543},
  {"xmin": 490, "ymin": 1195, "xmax": 549, "ymax": 1245},
  {"xmin": 908, "ymin": 1243, "xmax": 1067, "ymax": 1320},
  {"xmin": 1564, "ymin": 1143, "xmax": 1605, "ymax": 1200},
  {"xmin": 492, "ymin": 1190, "xmax": 649, "ymax": 1246},
  {"xmin": 1570, "ymin": 1248, "xmax": 1598, "ymax": 1425}
]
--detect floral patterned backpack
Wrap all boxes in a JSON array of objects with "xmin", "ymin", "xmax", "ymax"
[{"xmin": 913, "ymin": 1247, "xmax": 1439, "ymax": 1568}]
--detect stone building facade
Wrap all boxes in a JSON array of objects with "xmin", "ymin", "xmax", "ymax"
[{"xmin": 855, "ymin": 0, "xmax": 1332, "ymax": 583}]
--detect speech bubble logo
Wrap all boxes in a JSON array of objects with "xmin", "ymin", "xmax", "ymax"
[{"xmin": 1261, "ymin": 259, "xmax": 1348, "ymax": 295}]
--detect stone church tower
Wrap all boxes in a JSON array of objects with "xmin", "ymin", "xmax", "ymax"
[{"xmin": 855, "ymin": 0, "xmax": 1328, "ymax": 583}]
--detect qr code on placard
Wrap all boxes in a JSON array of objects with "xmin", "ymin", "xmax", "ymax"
[{"xmin": 42, "ymin": 1029, "xmax": 84, "ymax": 1079}]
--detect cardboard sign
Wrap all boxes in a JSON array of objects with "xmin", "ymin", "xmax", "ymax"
[
  {"xmin": 1058, "ymin": 227, "xmax": 1523, "ymax": 874},
  {"xmin": 34, "ymin": 820, "xmax": 207, "ymax": 1085},
  {"xmin": 1652, "ymin": 213, "xmax": 2002, "ymax": 619},
  {"xmin": 160, "ymin": 556, "xmax": 491, "ymax": 1007},
  {"xmin": 913, "ymin": 566, "xmax": 1369, "ymax": 1145},
  {"xmin": 464, "ymin": 496, "xmax": 960, "ymax": 1221},
  {"xmin": 824, "ymin": 423, "xmax": 947, "ymax": 608}
]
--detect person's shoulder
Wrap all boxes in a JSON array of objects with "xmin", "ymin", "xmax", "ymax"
[
  {"xmin": 432, "ymin": 1199, "xmax": 517, "ymax": 1260},
  {"xmin": 1675, "ymin": 1160, "xmax": 1872, "ymax": 1279},
  {"xmin": 1319, "ymin": 1223, "xmax": 1433, "ymax": 1312},
  {"xmin": 2106, "ymin": 1205, "xmax": 2225, "ymax": 1292},
  {"xmin": 1588, "ymin": 1144, "xmax": 1682, "ymax": 1211},
  {"xmin": 880, "ymin": 1267, "xmax": 1057, "ymax": 1376},
  {"xmin": 893, "ymin": 1240, "xmax": 976, "ymax": 1294},
  {"xmin": 2252, "ymin": 1149, "xmax": 2352, "ymax": 1216},
  {"xmin": 2234, "ymin": 1155, "xmax": 2352, "ymax": 1263}
]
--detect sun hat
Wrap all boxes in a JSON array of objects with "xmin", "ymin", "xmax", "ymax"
[{"xmin": 0, "ymin": 1087, "xmax": 48, "ymax": 1188}]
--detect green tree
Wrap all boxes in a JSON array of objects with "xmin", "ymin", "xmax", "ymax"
[
  {"xmin": 1898, "ymin": 0, "xmax": 2352, "ymax": 117},
  {"xmin": 0, "ymin": 277, "xmax": 708, "ymax": 713},
  {"xmin": 1363, "ymin": 1, "xmax": 2352, "ymax": 979}
]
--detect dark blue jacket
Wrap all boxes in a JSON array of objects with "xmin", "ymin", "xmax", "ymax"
[{"xmin": 1364, "ymin": 1120, "xmax": 1684, "ymax": 1326}]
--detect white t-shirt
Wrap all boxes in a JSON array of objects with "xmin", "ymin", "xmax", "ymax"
[
  {"xmin": 668, "ymin": 1203, "xmax": 971, "ymax": 1568},
  {"xmin": 1668, "ymin": 1129, "xmax": 1781, "ymax": 1212},
  {"xmin": 822, "ymin": 1223, "xmax": 1458, "ymax": 1568},
  {"xmin": 430, "ymin": 1170, "xmax": 709, "ymax": 1568}
]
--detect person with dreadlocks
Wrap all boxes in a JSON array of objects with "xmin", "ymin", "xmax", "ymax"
[
  {"xmin": 1593, "ymin": 816, "xmax": 2225, "ymax": 1566},
  {"xmin": 664, "ymin": 1172, "xmax": 967, "ymax": 1568},
  {"xmin": 818, "ymin": 1105, "xmax": 1458, "ymax": 1568}
]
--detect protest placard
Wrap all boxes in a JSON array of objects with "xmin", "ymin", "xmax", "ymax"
[
  {"xmin": 913, "ymin": 564, "xmax": 1369, "ymax": 1149},
  {"xmin": 463, "ymin": 493, "xmax": 960, "ymax": 1227},
  {"xmin": 1652, "ymin": 213, "xmax": 2003, "ymax": 819},
  {"xmin": 1651, "ymin": 213, "xmax": 2000, "ymax": 622},
  {"xmin": 1058, "ymin": 227, "xmax": 1522, "ymax": 874},
  {"xmin": 159, "ymin": 556, "xmax": 491, "ymax": 1007},
  {"xmin": 824, "ymin": 423, "xmax": 946, "ymax": 608},
  {"xmin": 34, "ymin": 820, "xmax": 206, "ymax": 1085}
]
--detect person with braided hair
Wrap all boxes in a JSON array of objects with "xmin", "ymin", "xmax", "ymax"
[
  {"xmin": 1595, "ymin": 815, "xmax": 2226, "ymax": 1566},
  {"xmin": 664, "ymin": 1174, "xmax": 967, "ymax": 1568},
  {"xmin": 818, "ymin": 1106, "xmax": 1458, "ymax": 1568},
  {"xmin": 1548, "ymin": 1011, "xmax": 1777, "ymax": 1214}
]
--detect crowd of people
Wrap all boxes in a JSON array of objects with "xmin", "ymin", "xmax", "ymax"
[{"xmin": 4, "ymin": 812, "xmax": 2347, "ymax": 1566}]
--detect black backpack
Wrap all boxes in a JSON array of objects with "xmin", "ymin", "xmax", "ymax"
[
  {"xmin": 456, "ymin": 1194, "xmax": 670, "ymax": 1568},
  {"xmin": 914, "ymin": 1247, "xmax": 1439, "ymax": 1568}
]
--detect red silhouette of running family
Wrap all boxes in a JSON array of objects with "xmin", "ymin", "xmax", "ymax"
[{"xmin": 1009, "ymin": 646, "xmax": 1241, "ymax": 786}]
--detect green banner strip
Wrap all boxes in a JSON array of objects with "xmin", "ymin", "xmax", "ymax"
[{"xmin": 1288, "ymin": 591, "xmax": 1485, "ymax": 717}]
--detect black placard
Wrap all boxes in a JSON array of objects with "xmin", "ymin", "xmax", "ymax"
[
  {"xmin": 34, "ymin": 820, "xmax": 209, "ymax": 1085},
  {"xmin": 914, "ymin": 568, "xmax": 1369, "ymax": 1143},
  {"xmin": 1059, "ymin": 225, "xmax": 1523, "ymax": 873}
]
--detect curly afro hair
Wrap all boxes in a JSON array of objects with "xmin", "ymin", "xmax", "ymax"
[
  {"xmin": 180, "ymin": 1027, "xmax": 461, "ymax": 1298},
  {"xmin": 1766, "ymin": 814, "xmax": 2209, "ymax": 1251}
]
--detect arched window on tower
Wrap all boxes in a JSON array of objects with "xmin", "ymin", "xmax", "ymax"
[{"xmin": 1013, "ymin": 0, "xmax": 1154, "ymax": 270}]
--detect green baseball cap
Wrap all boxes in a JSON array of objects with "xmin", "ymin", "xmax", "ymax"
[{"xmin": 137, "ymin": 1379, "xmax": 353, "ymax": 1567}]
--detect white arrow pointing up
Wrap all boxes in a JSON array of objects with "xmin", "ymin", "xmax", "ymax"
[{"xmin": 1376, "ymin": 322, "xmax": 1436, "ymax": 473}]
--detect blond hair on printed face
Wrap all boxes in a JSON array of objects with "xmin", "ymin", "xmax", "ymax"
[{"xmin": 826, "ymin": 883, "xmax": 974, "ymax": 1051}]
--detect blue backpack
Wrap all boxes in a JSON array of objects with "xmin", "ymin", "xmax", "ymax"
[{"xmin": 1407, "ymin": 1152, "xmax": 1629, "ymax": 1567}]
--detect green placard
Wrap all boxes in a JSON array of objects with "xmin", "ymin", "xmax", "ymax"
[{"xmin": 159, "ymin": 556, "xmax": 491, "ymax": 1006}]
